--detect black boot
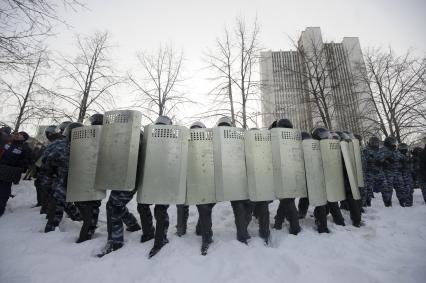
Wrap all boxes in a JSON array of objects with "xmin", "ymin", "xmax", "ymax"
[
  {"xmin": 126, "ymin": 223, "xmax": 141, "ymax": 232},
  {"xmin": 327, "ymin": 202, "xmax": 345, "ymax": 226},
  {"xmin": 76, "ymin": 204, "xmax": 94, "ymax": 243},
  {"xmin": 314, "ymin": 206, "xmax": 329, "ymax": 233},
  {"xmin": 97, "ymin": 241, "xmax": 123, "ymax": 258},
  {"xmin": 201, "ymin": 238, "xmax": 213, "ymax": 256},
  {"xmin": 175, "ymin": 205, "xmax": 189, "ymax": 237},
  {"xmin": 137, "ymin": 204, "xmax": 155, "ymax": 242},
  {"xmin": 149, "ymin": 205, "xmax": 169, "ymax": 258},
  {"xmin": 283, "ymin": 199, "xmax": 300, "ymax": 235},
  {"xmin": 384, "ymin": 200, "xmax": 392, "ymax": 207},
  {"xmin": 297, "ymin": 198, "xmax": 309, "ymax": 219}
]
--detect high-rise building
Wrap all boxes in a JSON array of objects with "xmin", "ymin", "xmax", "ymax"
[{"xmin": 260, "ymin": 27, "xmax": 376, "ymax": 134}]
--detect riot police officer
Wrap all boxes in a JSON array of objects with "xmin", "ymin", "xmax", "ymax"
[
  {"xmin": 75, "ymin": 114, "xmax": 105, "ymax": 243},
  {"xmin": 362, "ymin": 137, "xmax": 386, "ymax": 207},
  {"xmin": 336, "ymin": 131, "xmax": 362, "ymax": 227},
  {"xmin": 146, "ymin": 115, "xmax": 174, "ymax": 258},
  {"xmin": 34, "ymin": 125, "xmax": 59, "ymax": 214},
  {"xmin": 216, "ymin": 116, "xmax": 252, "ymax": 244},
  {"xmin": 98, "ymin": 128, "xmax": 143, "ymax": 257},
  {"xmin": 378, "ymin": 137, "xmax": 408, "ymax": 207},
  {"xmin": 44, "ymin": 122, "xmax": 83, "ymax": 232},
  {"xmin": 272, "ymin": 118, "xmax": 301, "ymax": 235}
]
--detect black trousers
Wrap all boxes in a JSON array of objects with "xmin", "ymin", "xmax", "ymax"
[
  {"xmin": 153, "ymin": 205, "xmax": 169, "ymax": 246},
  {"xmin": 196, "ymin": 203, "xmax": 215, "ymax": 242},
  {"xmin": 275, "ymin": 198, "xmax": 300, "ymax": 234},
  {"xmin": 252, "ymin": 201, "xmax": 270, "ymax": 239},
  {"xmin": 0, "ymin": 180, "xmax": 12, "ymax": 216},
  {"xmin": 230, "ymin": 200, "xmax": 251, "ymax": 242}
]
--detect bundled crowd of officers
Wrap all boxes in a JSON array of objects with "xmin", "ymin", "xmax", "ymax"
[{"xmin": 0, "ymin": 115, "xmax": 425, "ymax": 258}]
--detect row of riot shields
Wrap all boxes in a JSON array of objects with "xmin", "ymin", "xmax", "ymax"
[{"xmin": 66, "ymin": 110, "xmax": 363, "ymax": 206}]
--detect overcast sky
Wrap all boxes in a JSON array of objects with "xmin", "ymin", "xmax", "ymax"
[{"xmin": 41, "ymin": 0, "xmax": 426, "ymax": 126}]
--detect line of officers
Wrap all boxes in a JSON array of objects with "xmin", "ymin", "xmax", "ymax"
[{"xmin": 21, "ymin": 113, "xmax": 426, "ymax": 258}]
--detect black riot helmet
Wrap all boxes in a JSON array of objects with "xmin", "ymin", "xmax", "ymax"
[
  {"xmin": 268, "ymin": 120, "xmax": 277, "ymax": 130},
  {"xmin": 384, "ymin": 136, "xmax": 398, "ymax": 150},
  {"xmin": 0, "ymin": 126, "xmax": 12, "ymax": 135},
  {"xmin": 89, "ymin": 113, "xmax": 104, "ymax": 126},
  {"xmin": 412, "ymin": 147, "xmax": 423, "ymax": 156},
  {"xmin": 190, "ymin": 121, "xmax": 206, "ymax": 129},
  {"xmin": 330, "ymin": 132, "xmax": 341, "ymax": 140},
  {"xmin": 368, "ymin": 136, "xmax": 380, "ymax": 149},
  {"xmin": 216, "ymin": 116, "xmax": 232, "ymax": 127},
  {"xmin": 336, "ymin": 131, "xmax": 351, "ymax": 141},
  {"xmin": 312, "ymin": 127, "xmax": 331, "ymax": 140},
  {"xmin": 62, "ymin": 122, "xmax": 84, "ymax": 141},
  {"xmin": 277, "ymin": 118, "xmax": 293, "ymax": 129},
  {"xmin": 301, "ymin": 131, "xmax": 312, "ymax": 140},
  {"xmin": 398, "ymin": 143, "xmax": 409, "ymax": 154},
  {"xmin": 155, "ymin": 115, "xmax": 172, "ymax": 125},
  {"xmin": 45, "ymin": 125, "xmax": 59, "ymax": 142},
  {"xmin": 343, "ymin": 131, "xmax": 356, "ymax": 139},
  {"xmin": 58, "ymin": 121, "xmax": 72, "ymax": 134}
]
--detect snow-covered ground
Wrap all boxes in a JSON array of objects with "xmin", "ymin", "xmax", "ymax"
[{"xmin": 0, "ymin": 181, "xmax": 425, "ymax": 283}]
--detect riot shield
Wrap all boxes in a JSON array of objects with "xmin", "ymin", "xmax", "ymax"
[
  {"xmin": 185, "ymin": 128, "xmax": 216, "ymax": 205},
  {"xmin": 35, "ymin": 125, "xmax": 49, "ymax": 145},
  {"xmin": 67, "ymin": 126, "xmax": 106, "ymax": 202},
  {"xmin": 302, "ymin": 140, "xmax": 327, "ymax": 206},
  {"xmin": 213, "ymin": 127, "xmax": 248, "ymax": 202},
  {"xmin": 245, "ymin": 130, "xmax": 276, "ymax": 202},
  {"xmin": 271, "ymin": 128, "xmax": 307, "ymax": 199},
  {"xmin": 341, "ymin": 141, "xmax": 361, "ymax": 200},
  {"xmin": 319, "ymin": 140, "xmax": 346, "ymax": 202},
  {"xmin": 95, "ymin": 110, "xmax": 142, "ymax": 191},
  {"xmin": 137, "ymin": 125, "xmax": 189, "ymax": 205},
  {"xmin": 352, "ymin": 139, "xmax": 365, "ymax": 187}
]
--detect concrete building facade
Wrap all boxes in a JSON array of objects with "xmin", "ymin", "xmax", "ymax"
[{"xmin": 260, "ymin": 27, "xmax": 376, "ymax": 134}]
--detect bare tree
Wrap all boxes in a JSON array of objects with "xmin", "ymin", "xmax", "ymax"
[
  {"xmin": 360, "ymin": 48, "xmax": 426, "ymax": 142},
  {"xmin": 128, "ymin": 44, "xmax": 189, "ymax": 122},
  {"xmin": 54, "ymin": 31, "xmax": 121, "ymax": 122},
  {"xmin": 204, "ymin": 28, "xmax": 237, "ymax": 125},
  {"xmin": 0, "ymin": 0, "xmax": 83, "ymax": 70},
  {"xmin": 234, "ymin": 17, "xmax": 261, "ymax": 129},
  {"xmin": 204, "ymin": 17, "xmax": 261, "ymax": 128},
  {"xmin": 0, "ymin": 51, "xmax": 61, "ymax": 131}
]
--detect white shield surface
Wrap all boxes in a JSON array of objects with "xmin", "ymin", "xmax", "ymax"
[
  {"xmin": 213, "ymin": 127, "xmax": 248, "ymax": 202},
  {"xmin": 67, "ymin": 126, "xmax": 106, "ymax": 202},
  {"xmin": 352, "ymin": 139, "xmax": 365, "ymax": 187},
  {"xmin": 320, "ymin": 140, "xmax": 346, "ymax": 202},
  {"xmin": 95, "ymin": 110, "xmax": 142, "ymax": 191},
  {"xmin": 341, "ymin": 141, "xmax": 361, "ymax": 200},
  {"xmin": 245, "ymin": 130, "xmax": 275, "ymax": 201},
  {"xmin": 137, "ymin": 125, "xmax": 189, "ymax": 205},
  {"xmin": 185, "ymin": 129, "xmax": 216, "ymax": 205},
  {"xmin": 302, "ymin": 140, "xmax": 327, "ymax": 206},
  {"xmin": 271, "ymin": 128, "xmax": 307, "ymax": 199}
]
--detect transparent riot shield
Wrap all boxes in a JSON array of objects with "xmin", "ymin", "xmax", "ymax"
[
  {"xmin": 302, "ymin": 140, "xmax": 327, "ymax": 206},
  {"xmin": 35, "ymin": 125, "xmax": 49, "ymax": 145},
  {"xmin": 271, "ymin": 128, "xmax": 307, "ymax": 199},
  {"xmin": 320, "ymin": 140, "xmax": 346, "ymax": 202},
  {"xmin": 185, "ymin": 128, "xmax": 216, "ymax": 205},
  {"xmin": 137, "ymin": 125, "xmax": 189, "ymax": 205},
  {"xmin": 341, "ymin": 141, "xmax": 361, "ymax": 200},
  {"xmin": 245, "ymin": 130, "xmax": 276, "ymax": 202},
  {"xmin": 66, "ymin": 126, "xmax": 106, "ymax": 202},
  {"xmin": 213, "ymin": 127, "xmax": 248, "ymax": 202},
  {"xmin": 95, "ymin": 110, "xmax": 142, "ymax": 191},
  {"xmin": 352, "ymin": 139, "xmax": 365, "ymax": 187}
]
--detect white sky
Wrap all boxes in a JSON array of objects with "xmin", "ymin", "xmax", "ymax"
[{"xmin": 10, "ymin": 0, "xmax": 426, "ymax": 130}]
